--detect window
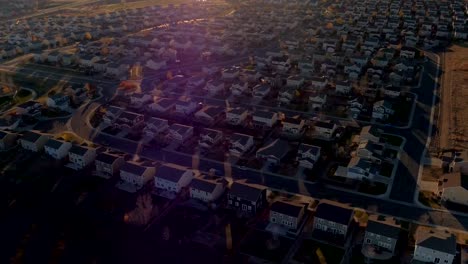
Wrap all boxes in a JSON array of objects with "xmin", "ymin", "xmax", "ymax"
[
  {"xmin": 434, "ymin": 258, "xmax": 440, "ymax": 263},
  {"xmin": 242, "ymin": 204, "xmax": 247, "ymax": 211},
  {"xmin": 366, "ymin": 239, "xmax": 371, "ymax": 243}
]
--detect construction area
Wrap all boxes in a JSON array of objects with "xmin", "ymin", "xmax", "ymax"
[{"xmin": 432, "ymin": 44, "xmax": 468, "ymax": 152}]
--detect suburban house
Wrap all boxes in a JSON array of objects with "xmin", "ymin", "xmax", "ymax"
[
  {"xmin": 120, "ymin": 162, "xmax": 156, "ymax": 187},
  {"xmin": 114, "ymin": 111, "xmax": 145, "ymax": 130},
  {"xmin": 130, "ymin": 93, "xmax": 152, "ymax": 108},
  {"xmin": 309, "ymin": 93, "xmax": 327, "ymax": 110},
  {"xmin": 174, "ymin": 100, "xmax": 198, "ymax": 116},
  {"xmin": 413, "ymin": 228, "xmax": 457, "ymax": 264},
  {"xmin": 296, "ymin": 143, "xmax": 321, "ymax": 169},
  {"xmin": 362, "ymin": 215, "xmax": 401, "ymax": 260},
  {"xmin": 314, "ymin": 121, "xmax": 337, "ymax": 139},
  {"xmin": 229, "ymin": 133, "xmax": 254, "ymax": 156},
  {"xmin": 359, "ymin": 126, "xmax": 383, "ymax": 143},
  {"xmin": 154, "ymin": 165, "xmax": 194, "ymax": 193},
  {"xmin": 269, "ymin": 200, "xmax": 306, "ymax": 230},
  {"xmin": 148, "ymin": 98, "xmax": 175, "ymax": 113},
  {"xmin": 199, "ymin": 128, "xmax": 223, "ymax": 149},
  {"xmin": 335, "ymin": 80, "xmax": 352, "ymax": 94},
  {"xmin": 67, "ymin": 145, "xmax": 96, "ymax": 170},
  {"xmin": 0, "ymin": 130, "xmax": 18, "ymax": 151},
  {"xmin": 226, "ymin": 108, "xmax": 249, "ymax": 126},
  {"xmin": 189, "ymin": 177, "xmax": 225, "ymax": 203},
  {"xmin": 204, "ymin": 79, "xmax": 225, "ymax": 95},
  {"xmin": 230, "ymin": 80, "xmax": 248, "ymax": 96},
  {"xmin": 439, "ymin": 172, "xmax": 468, "ymax": 206},
  {"xmin": 277, "ymin": 88, "xmax": 296, "ymax": 106},
  {"xmin": 311, "ymin": 76, "xmax": 328, "ymax": 89},
  {"xmin": 102, "ymin": 105, "xmax": 124, "ymax": 124},
  {"xmin": 286, "ymin": 76, "xmax": 305, "ymax": 88},
  {"xmin": 19, "ymin": 131, "xmax": 50, "ymax": 152},
  {"xmin": 16, "ymin": 101, "xmax": 42, "ymax": 116},
  {"xmin": 256, "ymin": 139, "xmax": 290, "ymax": 165},
  {"xmin": 282, "ymin": 117, "xmax": 305, "ymax": 136},
  {"xmin": 252, "ymin": 110, "xmax": 278, "ymax": 128},
  {"xmin": 373, "ymin": 100, "xmax": 394, "ymax": 120},
  {"xmin": 46, "ymin": 93, "xmax": 70, "ymax": 111},
  {"xmin": 187, "ymin": 76, "xmax": 206, "ymax": 89},
  {"xmin": 335, "ymin": 157, "xmax": 379, "ymax": 181},
  {"xmin": 228, "ymin": 181, "xmax": 267, "ymax": 215},
  {"xmin": 44, "ymin": 139, "xmax": 72, "ymax": 159},
  {"xmin": 222, "ymin": 67, "xmax": 239, "ymax": 80},
  {"xmin": 194, "ymin": 106, "xmax": 225, "ymax": 125},
  {"xmin": 312, "ymin": 201, "xmax": 354, "ymax": 243},
  {"xmin": 356, "ymin": 141, "xmax": 385, "ymax": 163},
  {"xmin": 167, "ymin": 123, "xmax": 193, "ymax": 142},
  {"xmin": 143, "ymin": 117, "xmax": 169, "ymax": 138},
  {"xmin": 252, "ymin": 84, "xmax": 271, "ymax": 99},
  {"xmin": 94, "ymin": 152, "xmax": 125, "ymax": 178}
]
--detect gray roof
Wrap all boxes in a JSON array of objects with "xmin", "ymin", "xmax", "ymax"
[
  {"xmin": 45, "ymin": 139, "xmax": 66, "ymax": 149},
  {"xmin": 366, "ymin": 215, "xmax": 401, "ymax": 239},
  {"xmin": 271, "ymin": 200, "xmax": 304, "ymax": 218},
  {"xmin": 21, "ymin": 131, "xmax": 44, "ymax": 143},
  {"xmin": 416, "ymin": 228, "xmax": 457, "ymax": 255},
  {"xmin": 315, "ymin": 201, "xmax": 354, "ymax": 225},
  {"xmin": 69, "ymin": 145, "xmax": 91, "ymax": 156},
  {"xmin": 190, "ymin": 178, "xmax": 219, "ymax": 193},
  {"xmin": 121, "ymin": 162, "xmax": 147, "ymax": 175},
  {"xmin": 229, "ymin": 182, "xmax": 265, "ymax": 202},
  {"xmin": 155, "ymin": 165, "xmax": 189, "ymax": 183},
  {"xmin": 315, "ymin": 121, "xmax": 335, "ymax": 129},
  {"xmin": 257, "ymin": 139, "xmax": 290, "ymax": 160},
  {"xmin": 96, "ymin": 152, "xmax": 121, "ymax": 164},
  {"xmin": 298, "ymin": 143, "xmax": 321, "ymax": 156}
]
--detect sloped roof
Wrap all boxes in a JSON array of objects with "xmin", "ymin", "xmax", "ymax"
[
  {"xmin": 366, "ymin": 215, "xmax": 401, "ymax": 239},
  {"xmin": 315, "ymin": 201, "xmax": 353, "ymax": 225},
  {"xmin": 155, "ymin": 165, "xmax": 190, "ymax": 183},
  {"xmin": 229, "ymin": 182, "xmax": 265, "ymax": 202},
  {"xmin": 271, "ymin": 200, "xmax": 304, "ymax": 218},
  {"xmin": 415, "ymin": 228, "xmax": 457, "ymax": 255},
  {"xmin": 256, "ymin": 139, "xmax": 290, "ymax": 160}
]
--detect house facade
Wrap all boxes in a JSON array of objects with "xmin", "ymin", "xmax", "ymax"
[
  {"xmin": 189, "ymin": 178, "xmax": 225, "ymax": 202},
  {"xmin": 154, "ymin": 165, "xmax": 194, "ymax": 193},
  {"xmin": 44, "ymin": 139, "xmax": 72, "ymax": 159},
  {"xmin": 228, "ymin": 182, "xmax": 267, "ymax": 215},
  {"xmin": 269, "ymin": 200, "xmax": 306, "ymax": 230}
]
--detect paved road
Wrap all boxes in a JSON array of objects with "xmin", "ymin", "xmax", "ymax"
[{"xmin": 66, "ymin": 51, "xmax": 468, "ymax": 232}]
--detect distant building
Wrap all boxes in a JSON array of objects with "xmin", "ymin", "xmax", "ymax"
[{"xmin": 19, "ymin": 131, "xmax": 50, "ymax": 152}]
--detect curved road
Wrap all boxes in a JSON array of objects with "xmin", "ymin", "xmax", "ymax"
[{"xmin": 66, "ymin": 49, "xmax": 468, "ymax": 232}]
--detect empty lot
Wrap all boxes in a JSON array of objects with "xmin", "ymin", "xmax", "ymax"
[{"xmin": 438, "ymin": 44, "xmax": 468, "ymax": 150}]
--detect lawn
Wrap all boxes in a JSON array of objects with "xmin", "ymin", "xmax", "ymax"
[{"xmin": 293, "ymin": 239, "xmax": 345, "ymax": 264}]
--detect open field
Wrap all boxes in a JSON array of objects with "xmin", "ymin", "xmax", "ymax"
[
  {"xmin": 437, "ymin": 44, "xmax": 468, "ymax": 150},
  {"xmin": 69, "ymin": 0, "xmax": 226, "ymax": 15}
]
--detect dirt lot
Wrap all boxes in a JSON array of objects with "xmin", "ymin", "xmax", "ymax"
[{"xmin": 437, "ymin": 44, "xmax": 468, "ymax": 150}]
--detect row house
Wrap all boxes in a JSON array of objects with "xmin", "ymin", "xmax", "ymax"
[
  {"xmin": 198, "ymin": 128, "xmax": 223, "ymax": 149},
  {"xmin": 154, "ymin": 165, "xmax": 194, "ymax": 193},
  {"xmin": 226, "ymin": 108, "xmax": 249, "ymax": 126},
  {"xmin": 120, "ymin": 162, "xmax": 155, "ymax": 188}
]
